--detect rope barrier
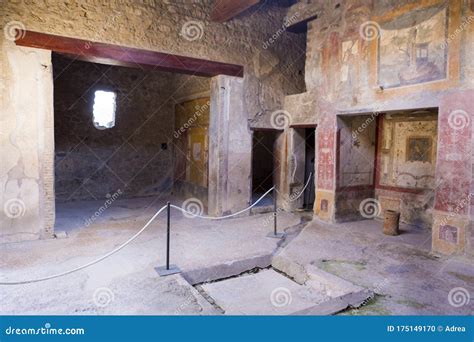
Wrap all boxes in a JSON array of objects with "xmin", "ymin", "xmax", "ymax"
[
  {"xmin": 170, "ymin": 186, "xmax": 275, "ymax": 220},
  {"xmin": 0, "ymin": 173, "xmax": 313, "ymax": 285},
  {"xmin": 291, "ymin": 172, "xmax": 312, "ymax": 201},
  {"xmin": 0, "ymin": 205, "xmax": 168, "ymax": 285}
]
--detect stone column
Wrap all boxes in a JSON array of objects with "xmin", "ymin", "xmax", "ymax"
[
  {"xmin": 0, "ymin": 39, "xmax": 55, "ymax": 243},
  {"xmin": 208, "ymin": 75, "xmax": 252, "ymax": 216},
  {"xmin": 432, "ymin": 90, "xmax": 473, "ymax": 255}
]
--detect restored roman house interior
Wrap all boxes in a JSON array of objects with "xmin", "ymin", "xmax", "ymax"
[{"xmin": 1, "ymin": 0, "xmax": 473, "ymax": 315}]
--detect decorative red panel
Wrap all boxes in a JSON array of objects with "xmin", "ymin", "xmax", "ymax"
[{"xmin": 434, "ymin": 90, "xmax": 473, "ymax": 214}]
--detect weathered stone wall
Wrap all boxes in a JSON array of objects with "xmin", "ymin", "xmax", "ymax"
[
  {"xmin": 53, "ymin": 54, "xmax": 208, "ymax": 201},
  {"xmin": 1, "ymin": 0, "xmax": 305, "ymax": 241},
  {"xmin": 1, "ymin": 0, "xmax": 305, "ymax": 118}
]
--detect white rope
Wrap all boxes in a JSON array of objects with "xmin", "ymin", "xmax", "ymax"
[
  {"xmin": 291, "ymin": 172, "xmax": 312, "ymax": 201},
  {"xmin": 0, "ymin": 205, "xmax": 168, "ymax": 285},
  {"xmin": 170, "ymin": 186, "xmax": 275, "ymax": 220},
  {"xmin": 0, "ymin": 183, "xmax": 292, "ymax": 285}
]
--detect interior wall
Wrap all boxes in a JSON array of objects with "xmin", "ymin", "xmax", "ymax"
[
  {"xmin": 208, "ymin": 75, "xmax": 252, "ymax": 216},
  {"xmin": 2, "ymin": 1, "xmax": 306, "ymax": 127},
  {"xmin": 288, "ymin": 128, "xmax": 306, "ymax": 210},
  {"xmin": 282, "ymin": 0, "xmax": 473, "ymax": 255},
  {"xmin": 53, "ymin": 54, "xmax": 211, "ymax": 202},
  {"xmin": 286, "ymin": 127, "xmax": 316, "ymax": 211},
  {"xmin": 2, "ymin": 0, "xmax": 305, "ymax": 241},
  {"xmin": 375, "ymin": 111, "xmax": 438, "ymax": 227},
  {"xmin": 173, "ymin": 97, "xmax": 210, "ymax": 207},
  {"xmin": 335, "ymin": 115, "xmax": 376, "ymax": 221},
  {"xmin": 0, "ymin": 41, "xmax": 54, "ymax": 243}
]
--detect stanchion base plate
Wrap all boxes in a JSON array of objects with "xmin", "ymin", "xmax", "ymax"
[
  {"xmin": 155, "ymin": 265, "xmax": 181, "ymax": 276},
  {"xmin": 266, "ymin": 232, "xmax": 285, "ymax": 239}
]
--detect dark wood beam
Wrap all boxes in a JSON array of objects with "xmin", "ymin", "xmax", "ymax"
[
  {"xmin": 15, "ymin": 30, "xmax": 243, "ymax": 77},
  {"xmin": 211, "ymin": 0, "xmax": 260, "ymax": 22}
]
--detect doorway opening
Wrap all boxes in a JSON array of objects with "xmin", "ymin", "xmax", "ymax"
[
  {"xmin": 251, "ymin": 130, "xmax": 278, "ymax": 208},
  {"xmin": 52, "ymin": 53, "xmax": 211, "ymax": 232},
  {"xmin": 292, "ymin": 127, "xmax": 316, "ymax": 211}
]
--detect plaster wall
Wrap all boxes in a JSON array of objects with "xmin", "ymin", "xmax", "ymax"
[
  {"xmin": 0, "ymin": 40, "xmax": 54, "ymax": 243},
  {"xmin": 282, "ymin": 0, "xmax": 473, "ymax": 255},
  {"xmin": 335, "ymin": 115, "xmax": 376, "ymax": 222}
]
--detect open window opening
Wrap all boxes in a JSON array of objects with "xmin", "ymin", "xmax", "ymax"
[{"xmin": 93, "ymin": 90, "xmax": 116, "ymax": 130}]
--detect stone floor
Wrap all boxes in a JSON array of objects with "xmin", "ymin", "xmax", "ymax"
[
  {"xmin": 201, "ymin": 269, "xmax": 330, "ymax": 315},
  {"xmin": 0, "ymin": 196, "xmax": 301, "ymax": 314},
  {"xmin": 273, "ymin": 218, "xmax": 474, "ymax": 315},
  {"xmin": 1, "ymin": 197, "xmax": 472, "ymax": 315}
]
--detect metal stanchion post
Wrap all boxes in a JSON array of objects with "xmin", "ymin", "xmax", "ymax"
[
  {"xmin": 274, "ymin": 187, "xmax": 277, "ymax": 235},
  {"xmin": 166, "ymin": 201, "xmax": 170, "ymax": 270},
  {"xmin": 267, "ymin": 187, "xmax": 284, "ymax": 239},
  {"xmin": 155, "ymin": 201, "xmax": 181, "ymax": 276}
]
